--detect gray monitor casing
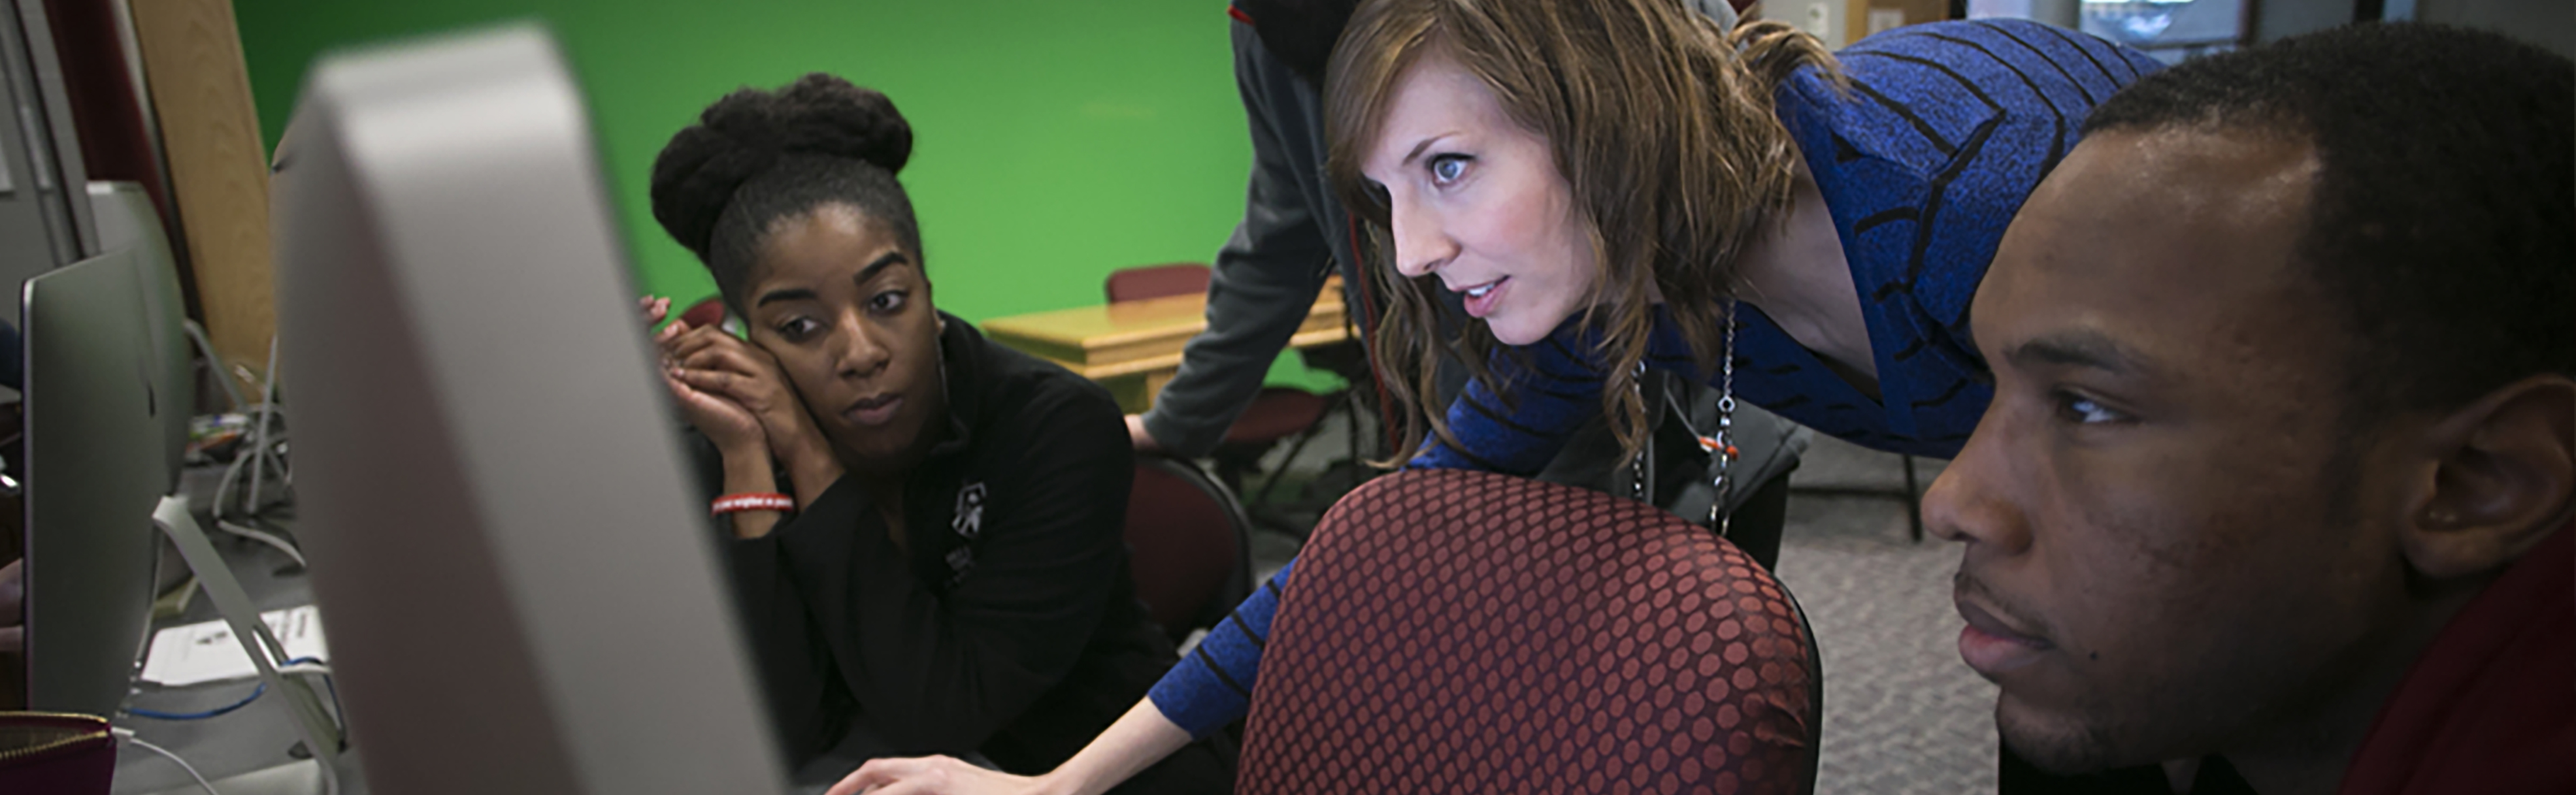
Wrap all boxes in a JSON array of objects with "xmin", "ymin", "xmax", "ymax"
[
  {"xmin": 87, "ymin": 180, "xmax": 190, "ymax": 492},
  {"xmin": 270, "ymin": 25, "xmax": 785, "ymax": 795},
  {"xmin": 20, "ymin": 245, "xmax": 166, "ymax": 719}
]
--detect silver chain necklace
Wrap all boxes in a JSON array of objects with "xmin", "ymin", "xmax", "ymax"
[{"xmin": 1631, "ymin": 300, "xmax": 1740, "ymax": 536}]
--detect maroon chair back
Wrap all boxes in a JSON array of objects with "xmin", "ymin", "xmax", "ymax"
[
  {"xmin": 1123, "ymin": 455, "xmax": 1253, "ymax": 642},
  {"xmin": 1104, "ymin": 263, "xmax": 1212, "ymax": 303},
  {"xmin": 1240, "ymin": 469, "xmax": 1822, "ymax": 794},
  {"xmin": 678, "ymin": 297, "xmax": 727, "ymax": 330}
]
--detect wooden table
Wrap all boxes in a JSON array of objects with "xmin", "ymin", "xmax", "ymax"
[{"xmin": 980, "ymin": 277, "xmax": 1347, "ymax": 412}]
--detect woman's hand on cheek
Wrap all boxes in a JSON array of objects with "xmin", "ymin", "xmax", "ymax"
[
  {"xmin": 640, "ymin": 295, "xmax": 683, "ymax": 351},
  {"xmin": 640, "ymin": 294, "xmax": 673, "ymax": 327},
  {"xmin": 641, "ymin": 295, "xmax": 703, "ymax": 380},
  {"xmin": 665, "ymin": 327, "xmax": 843, "ymax": 502},
  {"xmin": 648, "ymin": 297, "xmax": 770, "ymax": 461},
  {"xmin": 663, "ymin": 362, "xmax": 764, "ymax": 458}
]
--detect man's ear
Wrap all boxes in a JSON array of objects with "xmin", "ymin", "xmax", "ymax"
[{"xmin": 2402, "ymin": 376, "xmax": 2576, "ymax": 580}]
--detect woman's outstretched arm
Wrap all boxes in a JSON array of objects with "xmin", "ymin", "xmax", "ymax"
[{"xmin": 827, "ymin": 698, "xmax": 1194, "ymax": 795}]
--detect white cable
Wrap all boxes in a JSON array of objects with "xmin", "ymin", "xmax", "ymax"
[
  {"xmin": 214, "ymin": 519, "xmax": 306, "ymax": 568},
  {"xmin": 206, "ymin": 444, "xmax": 304, "ymax": 568},
  {"xmin": 205, "ymin": 395, "xmax": 303, "ymax": 568},
  {"xmin": 212, "ymin": 415, "xmax": 261, "ymax": 516},
  {"xmin": 111, "ymin": 727, "xmax": 222, "ymax": 795},
  {"xmin": 212, "ymin": 420, "xmax": 247, "ymax": 507},
  {"xmin": 245, "ymin": 336, "xmax": 282, "ymax": 516},
  {"xmin": 211, "ymin": 419, "xmax": 269, "ymax": 515}
]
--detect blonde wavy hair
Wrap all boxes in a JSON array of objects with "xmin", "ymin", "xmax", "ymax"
[{"xmin": 1325, "ymin": 0, "xmax": 1838, "ymax": 466}]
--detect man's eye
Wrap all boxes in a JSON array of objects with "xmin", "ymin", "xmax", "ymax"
[
  {"xmin": 870, "ymin": 291, "xmax": 908, "ymax": 314},
  {"xmin": 2055, "ymin": 391, "xmax": 2126, "ymax": 425},
  {"xmin": 1429, "ymin": 155, "xmax": 1468, "ymax": 184}
]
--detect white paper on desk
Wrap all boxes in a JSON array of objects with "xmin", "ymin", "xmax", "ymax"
[{"xmin": 138, "ymin": 605, "xmax": 331, "ymax": 687}]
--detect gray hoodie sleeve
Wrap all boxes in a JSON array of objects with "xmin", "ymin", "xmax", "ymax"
[{"xmin": 1136, "ymin": 21, "xmax": 1340, "ymax": 458}]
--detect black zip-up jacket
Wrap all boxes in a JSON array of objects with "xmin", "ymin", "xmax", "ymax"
[{"xmin": 695, "ymin": 314, "xmax": 1223, "ymax": 787}]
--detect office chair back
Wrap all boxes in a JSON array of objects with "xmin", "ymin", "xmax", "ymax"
[
  {"xmin": 1104, "ymin": 262, "xmax": 1211, "ymax": 303},
  {"xmin": 1238, "ymin": 469, "xmax": 1823, "ymax": 794},
  {"xmin": 678, "ymin": 297, "xmax": 727, "ymax": 331},
  {"xmin": 1123, "ymin": 454, "xmax": 1253, "ymax": 642}
]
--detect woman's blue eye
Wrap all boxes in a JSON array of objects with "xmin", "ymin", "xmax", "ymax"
[{"xmin": 1430, "ymin": 155, "xmax": 1468, "ymax": 184}]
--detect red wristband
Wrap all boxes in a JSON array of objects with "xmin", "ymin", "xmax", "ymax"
[{"xmin": 712, "ymin": 493, "xmax": 795, "ymax": 516}]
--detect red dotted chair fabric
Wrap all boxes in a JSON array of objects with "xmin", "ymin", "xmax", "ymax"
[{"xmin": 1239, "ymin": 469, "xmax": 1821, "ymax": 794}]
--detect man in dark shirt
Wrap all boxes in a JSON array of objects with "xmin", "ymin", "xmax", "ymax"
[{"xmin": 1924, "ymin": 24, "xmax": 2572, "ymax": 795}]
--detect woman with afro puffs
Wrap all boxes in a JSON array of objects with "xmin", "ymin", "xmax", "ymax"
[{"xmin": 645, "ymin": 73, "xmax": 1234, "ymax": 792}]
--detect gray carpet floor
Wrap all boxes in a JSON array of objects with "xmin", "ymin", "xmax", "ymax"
[
  {"xmin": 1243, "ymin": 418, "xmax": 1996, "ymax": 794},
  {"xmin": 1772, "ymin": 436, "xmax": 1998, "ymax": 794}
]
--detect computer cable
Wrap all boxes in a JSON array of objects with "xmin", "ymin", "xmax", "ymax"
[
  {"xmin": 125, "ymin": 657, "xmax": 341, "ymax": 727},
  {"xmin": 242, "ymin": 335, "xmax": 284, "ymax": 517},
  {"xmin": 185, "ymin": 332, "xmax": 305, "ymax": 569},
  {"xmin": 111, "ymin": 726, "xmax": 223, "ymax": 795},
  {"xmin": 127, "ymin": 681, "xmax": 267, "ymax": 721},
  {"xmin": 276, "ymin": 657, "xmax": 346, "ymax": 726},
  {"xmin": 212, "ymin": 515, "xmax": 305, "ymax": 570},
  {"xmin": 210, "ymin": 422, "xmax": 280, "ymax": 508},
  {"xmin": 207, "ymin": 402, "xmax": 303, "ymax": 568},
  {"xmin": 213, "ymin": 407, "xmax": 288, "ymax": 515}
]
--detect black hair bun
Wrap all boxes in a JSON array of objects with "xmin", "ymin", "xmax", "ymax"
[{"xmin": 650, "ymin": 73, "xmax": 914, "ymax": 259}]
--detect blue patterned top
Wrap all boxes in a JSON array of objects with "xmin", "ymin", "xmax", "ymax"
[{"xmin": 1415, "ymin": 18, "xmax": 2166, "ymax": 470}]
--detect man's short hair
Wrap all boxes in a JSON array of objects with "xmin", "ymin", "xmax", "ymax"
[{"xmin": 2083, "ymin": 24, "xmax": 2575, "ymax": 415}]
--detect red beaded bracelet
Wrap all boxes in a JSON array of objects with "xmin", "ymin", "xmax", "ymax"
[{"xmin": 712, "ymin": 493, "xmax": 795, "ymax": 516}]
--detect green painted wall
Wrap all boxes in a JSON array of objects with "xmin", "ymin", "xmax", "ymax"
[{"xmin": 234, "ymin": 0, "xmax": 1339, "ymax": 391}]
